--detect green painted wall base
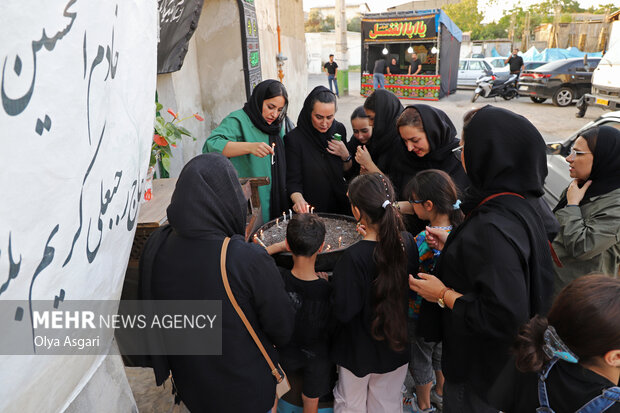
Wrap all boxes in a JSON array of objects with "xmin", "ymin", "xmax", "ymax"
[{"xmin": 336, "ymin": 69, "xmax": 349, "ymax": 96}]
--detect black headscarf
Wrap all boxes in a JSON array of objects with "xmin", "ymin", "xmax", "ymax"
[
  {"xmin": 460, "ymin": 105, "xmax": 547, "ymax": 214},
  {"xmin": 365, "ymin": 89, "xmax": 404, "ymax": 172},
  {"xmin": 457, "ymin": 105, "xmax": 553, "ymax": 313},
  {"xmin": 167, "ymin": 153, "xmax": 246, "ymax": 239},
  {"xmin": 554, "ymin": 125, "xmax": 620, "ymax": 212},
  {"xmin": 242, "ymin": 79, "xmax": 288, "ymax": 219},
  {"xmin": 393, "ymin": 104, "xmax": 460, "ymax": 176},
  {"xmin": 296, "ymin": 86, "xmax": 341, "ymax": 150}
]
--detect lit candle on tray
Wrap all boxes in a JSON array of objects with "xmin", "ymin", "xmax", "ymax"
[
  {"xmin": 276, "ymin": 218, "xmax": 280, "ymax": 228},
  {"xmin": 325, "ymin": 244, "xmax": 331, "ymax": 251},
  {"xmin": 338, "ymin": 236, "xmax": 342, "ymax": 248},
  {"xmin": 259, "ymin": 229, "xmax": 264, "ymax": 240},
  {"xmin": 283, "ymin": 211, "xmax": 287, "ymax": 222},
  {"xmin": 253, "ymin": 234, "xmax": 267, "ymax": 248},
  {"xmin": 289, "ymin": 209, "xmax": 293, "ymax": 220},
  {"xmin": 310, "ymin": 206, "xmax": 315, "ymax": 214}
]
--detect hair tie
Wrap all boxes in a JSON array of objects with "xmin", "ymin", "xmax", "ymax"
[
  {"xmin": 382, "ymin": 200, "xmax": 391, "ymax": 209},
  {"xmin": 543, "ymin": 325, "xmax": 579, "ymax": 363},
  {"xmin": 453, "ymin": 199, "xmax": 462, "ymax": 210}
]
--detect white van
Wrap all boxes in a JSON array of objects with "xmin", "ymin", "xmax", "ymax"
[{"xmin": 578, "ymin": 18, "xmax": 620, "ymax": 116}]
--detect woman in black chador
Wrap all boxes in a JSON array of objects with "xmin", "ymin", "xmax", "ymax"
[
  {"xmin": 285, "ymin": 86, "xmax": 350, "ymax": 215},
  {"xmin": 139, "ymin": 153, "xmax": 294, "ymax": 412},
  {"xmin": 409, "ymin": 105, "xmax": 555, "ymax": 413}
]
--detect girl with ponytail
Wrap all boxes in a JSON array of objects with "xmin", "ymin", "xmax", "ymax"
[
  {"xmin": 490, "ymin": 274, "xmax": 620, "ymax": 412},
  {"xmin": 404, "ymin": 169, "xmax": 464, "ymax": 413},
  {"xmin": 331, "ymin": 173, "xmax": 420, "ymax": 411}
]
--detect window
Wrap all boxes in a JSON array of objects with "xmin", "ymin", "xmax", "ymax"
[
  {"xmin": 469, "ymin": 61, "xmax": 484, "ymax": 70},
  {"xmin": 459, "ymin": 61, "xmax": 467, "ymax": 70}
]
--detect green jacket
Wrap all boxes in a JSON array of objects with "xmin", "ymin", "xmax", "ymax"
[
  {"xmin": 203, "ymin": 109, "xmax": 284, "ymax": 223},
  {"xmin": 552, "ymin": 187, "xmax": 620, "ymax": 293}
]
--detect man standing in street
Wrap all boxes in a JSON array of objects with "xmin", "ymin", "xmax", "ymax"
[
  {"xmin": 324, "ymin": 54, "xmax": 339, "ymax": 97},
  {"xmin": 408, "ymin": 53, "xmax": 422, "ymax": 75},
  {"xmin": 373, "ymin": 58, "xmax": 387, "ymax": 89},
  {"xmin": 505, "ymin": 48, "xmax": 524, "ymax": 75}
]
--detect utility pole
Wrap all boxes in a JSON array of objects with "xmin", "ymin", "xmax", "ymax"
[
  {"xmin": 508, "ymin": 13, "xmax": 516, "ymax": 48},
  {"xmin": 335, "ymin": 0, "xmax": 349, "ymax": 95}
]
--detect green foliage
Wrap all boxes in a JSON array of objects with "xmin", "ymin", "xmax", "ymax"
[
  {"xmin": 151, "ymin": 103, "xmax": 202, "ymax": 177},
  {"xmin": 347, "ymin": 16, "xmax": 361, "ymax": 32},
  {"xmin": 443, "ymin": 0, "xmax": 484, "ymax": 39},
  {"xmin": 305, "ymin": 10, "xmax": 335, "ymax": 32}
]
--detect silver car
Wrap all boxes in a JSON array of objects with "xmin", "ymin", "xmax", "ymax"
[
  {"xmin": 458, "ymin": 58, "xmax": 493, "ymax": 88},
  {"xmin": 544, "ymin": 110, "xmax": 620, "ymax": 208}
]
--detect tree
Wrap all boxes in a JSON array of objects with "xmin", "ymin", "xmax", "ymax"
[
  {"xmin": 304, "ymin": 10, "xmax": 335, "ymax": 33},
  {"xmin": 443, "ymin": 0, "xmax": 485, "ymax": 40},
  {"xmin": 347, "ymin": 16, "xmax": 361, "ymax": 32}
]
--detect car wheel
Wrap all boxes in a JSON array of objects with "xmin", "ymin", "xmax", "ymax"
[
  {"xmin": 530, "ymin": 97, "xmax": 547, "ymax": 103},
  {"xmin": 471, "ymin": 92, "xmax": 480, "ymax": 103},
  {"xmin": 553, "ymin": 87, "xmax": 574, "ymax": 107}
]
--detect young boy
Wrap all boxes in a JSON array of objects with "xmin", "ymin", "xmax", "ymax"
[{"xmin": 267, "ymin": 214, "xmax": 332, "ymax": 413}]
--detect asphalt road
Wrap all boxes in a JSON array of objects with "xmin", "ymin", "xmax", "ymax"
[{"xmin": 306, "ymin": 73, "xmax": 606, "ymax": 144}]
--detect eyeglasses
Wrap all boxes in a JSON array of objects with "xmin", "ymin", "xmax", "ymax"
[{"xmin": 568, "ymin": 147, "xmax": 592, "ymax": 157}]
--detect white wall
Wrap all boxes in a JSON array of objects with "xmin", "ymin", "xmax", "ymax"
[{"xmin": 306, "ymin": 31, "xmax": 362, "ymax": 74}]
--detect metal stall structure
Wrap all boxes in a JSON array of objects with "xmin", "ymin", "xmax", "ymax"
[{"xmin": 361, "ymin": 9, "xmax": 462, "ymax": 100}]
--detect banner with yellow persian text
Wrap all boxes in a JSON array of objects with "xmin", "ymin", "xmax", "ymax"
[{"xmin": 362, "ymin": 15, "xmax": 437, "ymax": 43}]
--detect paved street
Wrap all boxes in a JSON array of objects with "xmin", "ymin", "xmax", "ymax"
[{"xmin": 307, "ymin": 73, "xmax": 606, "ymax": 144}]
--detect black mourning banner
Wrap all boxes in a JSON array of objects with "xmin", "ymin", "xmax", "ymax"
[
  {"xmin": 157, "ymin": 0, "xmax": 204, "ymax": 74},
  {"xmin": 362, "ymin": 16, "xmax": 437, "ymax": 43}
]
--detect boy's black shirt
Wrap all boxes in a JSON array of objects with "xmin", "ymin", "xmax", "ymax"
[{"xmin": 278, "ymin": 267, "xmax": 332, "ymax": 360}]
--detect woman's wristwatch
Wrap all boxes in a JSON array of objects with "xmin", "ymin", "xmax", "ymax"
[
  {"xmin": 343, "ymin": 154, "xmax": 352, "ymax": 162},
  {"xmin": 437, "ymin": 287, "xmax": 454, "ymax": 308}
]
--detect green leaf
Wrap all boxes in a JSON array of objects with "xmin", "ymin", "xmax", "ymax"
[
  {"xmin": 173, "ymin": 129, "xmax": 182, "ymax": 140},
  {"xmin": 156, "ymin": 102, "xmax": 163, "ymax": 112},
  {"xmin": 178, "ymin": 126, "xmax": 192, "ymax": 136},
  {"xmin": 154, "ymin": 123, "xmax": 166, "ymax": 136},
  {"xmin": 162, "ymin": 156, "xmax": 171, "ymax": 173},
  {"xmin": 160, "ymin": 145, "xmax": 172, "ymax": 157}
]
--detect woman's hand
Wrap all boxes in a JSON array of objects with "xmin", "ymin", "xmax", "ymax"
[
  {"xmin": 327, "ymin": 139, "xmax": 350, "ymax": 161},
  {"xmin": 249, "ymin": 142, "xmax": 275, "ymax": 158},
  {"xmin": 291, "ymin": 193, "xmax": 310, "ymax": 214},
  {"xmin": 316, "ymin": 272, "xmax": 329, "ymax": 281},
  {"xmin": 409, "ymin": 273, "xmax": 446, "ymax": 303},
  {"xmin": 566, "ymin": 179, "xmax": 592, "ymax": 205},
  {"xmin": 425, "ymin": 226, "xmax": 449, "ymax": 251}
]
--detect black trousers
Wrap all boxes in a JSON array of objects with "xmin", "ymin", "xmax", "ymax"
[{"xmin": 443, "ymin": 381, "xmax": 499, "ymax": 413}]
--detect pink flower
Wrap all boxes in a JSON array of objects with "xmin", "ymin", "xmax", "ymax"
[
  {"xmin": 194, "ymin": 113, "xmax": 204, "ymax": 121},
  {"xmin": 167, "ymin": 109, "xmax": 177, "ymax": 119}
]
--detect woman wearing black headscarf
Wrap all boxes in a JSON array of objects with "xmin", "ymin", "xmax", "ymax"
[
  {"xmin": 409, "ymin": 106, "xmax": 555, "ymax": 413},
  {"xmin": 204, "ymin": 79, "xmax": 288, "ymax": 222},
  {"xmin": 285, "ymin": 86, "xmax": 350, "ymax": 215},
  {"xmin": 139, "ymin": 154, "xmax": 294, "ymax": 412},
  {"xmin": 552, "ymin": 125, "xmax": 620, "ymax": 293},
  {"xmin": 352, "ymin": 89, "xmax": 404, "ymax": 177}
]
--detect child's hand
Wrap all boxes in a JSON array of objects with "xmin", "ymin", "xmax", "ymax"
[
  {"xmin": 316, "ymin": 272, "xmax": 329, "ymax": 280},
  {"xmin": 425, "ymin": 226, "xmax": 449, "ymax": 251},
  {"xmin": 356, "ymin": 222, "xmax": 367, "ymax": 236}
]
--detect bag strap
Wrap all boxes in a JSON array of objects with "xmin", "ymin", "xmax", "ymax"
[{"xmin": 220, "ymin": 237, "xmax": 284, "ymax": 383}]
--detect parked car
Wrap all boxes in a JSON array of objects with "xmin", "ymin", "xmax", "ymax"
[
  {"xmin": 458, "ymin": 58, "xmax": 493, "ymax": 87},
  {"xmin": 517, "ymin": 57, "xmax": 601, "ymax": 107},
  {"xmin": 523, "ymin": 61, "xmax": 548, "ymax": 71},
  {"xmin": 485, "ymin": 57, "xmax": 509, "ymax": 72},
  {"xmin": 543, "ymin": 110, "xmax": 620, "ymax": 207}
]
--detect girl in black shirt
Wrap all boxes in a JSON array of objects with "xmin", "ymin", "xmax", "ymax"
[{"xmin": 331, "ymin": 173, "xmax": 419, "ymax": 411}]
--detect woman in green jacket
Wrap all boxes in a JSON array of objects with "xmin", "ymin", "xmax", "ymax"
[
  {"xmin": 552, "ymin": 125, "xmax": 620, "ymax": 293},
  {"xmin": 204, "ymin": 80, "xmax": 288, "ymax": 222}
]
